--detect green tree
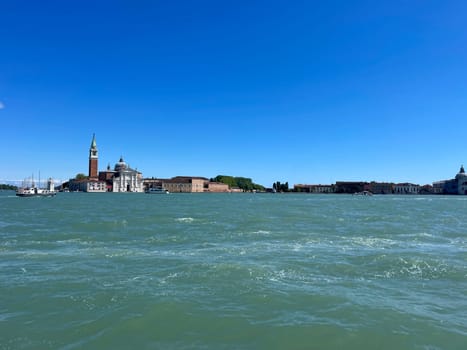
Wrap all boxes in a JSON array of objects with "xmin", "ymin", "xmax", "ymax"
[
  {"xmin": 274, "ymin": 181, "xmax": 290, "ymax": 192},
  {"xmin": 213, "ymin": 175, "xmax": 236, "ymax": 188},
  {"xmin": 213, "ymin": 175, "xmax": 264, "ymax": 192},
  {"xmin": 0, "ymin": 184, "xmax": 17, "ymax": 190},
  {"xmin": 75, "ymin": 173, "xmax": 87, "ymax": 180}
]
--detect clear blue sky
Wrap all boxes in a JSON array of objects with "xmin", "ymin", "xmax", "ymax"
[{"xmin": 1, "ymin": 0, "xmax": 466, "ymax": 186}]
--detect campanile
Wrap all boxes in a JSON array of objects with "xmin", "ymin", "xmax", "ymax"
[{"xmin": 88, "ymin": 133, "xmax": 98, "ymax": 179}]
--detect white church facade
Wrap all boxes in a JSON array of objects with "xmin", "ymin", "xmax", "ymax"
[
  {"xmin": 110, "ymin": 157, "xmax": 144, "ymax": 192},
  {"xmin": 68, "ymin": 135, "xmax": 144, "ymax": 192}
]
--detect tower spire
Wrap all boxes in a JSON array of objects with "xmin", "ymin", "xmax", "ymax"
[
  {"xmin": 90, "ymin": 133, "xmax": 97, "ymax": 149},
  {"xmin": 88, "ymin": 134, "xmax": 98, "ymax": 178}
]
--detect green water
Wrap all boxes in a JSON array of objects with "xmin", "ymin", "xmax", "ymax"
[{"xmin": 1, "ymin": 192, "xmax": 466, "ymax": 349}]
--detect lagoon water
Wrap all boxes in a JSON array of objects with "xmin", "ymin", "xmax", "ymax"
[{"xmin": 0, "ymin": 191, "xmax": 466, "ymax": 349}]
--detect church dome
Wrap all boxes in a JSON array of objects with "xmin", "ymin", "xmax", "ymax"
[
  {"xmin": 114, "ymin": 157, "xmax": 127, "ymax": 171},
  {"xmin": 455, "ymin": 165, "xmax": 466, "ymax": 180}
]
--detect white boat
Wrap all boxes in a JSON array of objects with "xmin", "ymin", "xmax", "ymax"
[
  {"xmin": 145, "ymin": 186, "xmax": 169, "ymax": 194},
  {"xmin": 16, "ymin": 187, "xmax": 57, "ymax": 197},
  {"xmin": 353, "ymin": 190, "xmax": 373, "ymax": 196},
  {"xmin": 16, "ymin": 175, "xmax": 57, "ymax": 197}
]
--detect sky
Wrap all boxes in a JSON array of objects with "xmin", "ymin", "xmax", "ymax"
[{"xmin": 1, "ymin": 0, "xmax": 466, "ymax": 187}]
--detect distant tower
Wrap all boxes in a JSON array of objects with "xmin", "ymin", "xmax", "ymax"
[{"xmin": 89, "ymin": 133, "xmax": 98, "ymax": 179}]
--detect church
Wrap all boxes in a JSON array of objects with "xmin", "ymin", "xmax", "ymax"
[
  {"xmin": 433, "ymin": 165, "xmax": 467, "ymax": 195},
  {"xmin": 68, "ymin": 134, "xmax": 144, "ymax": 192}
]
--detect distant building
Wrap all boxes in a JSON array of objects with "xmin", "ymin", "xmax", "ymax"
[
  {"xmin": 433, "ymin": 166, "xmax": 467, "ymax": 195},
  {"xmin": 143, "ymin": 177, "xmax": 232, "ymax": 193},
  {"xmin": 365, "ymin": 182, "xmax": 394, "ymax": 194},
  {"xmin": 432, "ymin": 181, "xmax": 445, "ymax": 194},
  {"xmin": 98, "ymin": 164, "xmax": 115, "ymax": 191},
  {"xmin": 143, "ymin": 178, "xmax": 164, "ymax": 190},
  {"xmin": 68, "ymin": 179, "xmax": 107, "ymax": 192},
  {"xmin": 434, "ymin": 179, "xmax": 458, "ymax": 194},
  {"xmin": 393, "ymin": 183, "xmax": 420, "ymax": 194},
  {"xmin": 294, "ymin": 184, "xmax": 336, "ymax": 193},
  {"xmin": 206, "ymin": 182, "xmax": 230, "ymax": 192},
  {"xmin": 161, "ymin": 176, "xmax": 207, "ymax": 193},
  {"xmin": 456, "ymin": 166, "xmax": 467, "ymax": 194},
  {"xmin": 68, "ymin": 135, "xmax": 143, "ymax": 192},
  {"xmin": 144, "ymin": 176, "xmax": 207, "ymax": 193},
  {"xmin": 68, "ymin": 134, "xmax": 106, "ymax": 192},
  {"xmin": 88, "ymin": 133, "xmax": 99, "ymax": 179},
  {"xmin": 419, "ymin": 184, "xmax": 434, "ymax": 195},
  {"xmin": 110, "ymin": 157, "xmax": 144, "ymax": 192},
  {"xmin": 335, "ymin": 181, "xmax": 367, "ymax": 194},
  {"xmin": 230, "ymin": 187, "xmax": 244, "ymax": 193}
]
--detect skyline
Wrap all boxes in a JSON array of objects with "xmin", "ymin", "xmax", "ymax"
[{"xmin": 1, "ymin": 1, "xmax": 466, "ymax": 186}]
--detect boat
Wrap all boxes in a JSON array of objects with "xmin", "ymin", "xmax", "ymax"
[
  {"xmin": 16, "ymin": 187, "xmax": 57, "ymax": 197},
  {"xmin": 16, "ymin": 175, "xmax": 57, "ymax": 197},
  {"xmin": 145, "ymin": 186, "xmax": 169, "ymax": 194},
  {"xmin": 353, "ymin": 190, "xmax": 373, "ymax": 196}
]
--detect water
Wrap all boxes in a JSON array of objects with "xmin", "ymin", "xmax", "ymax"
[{"xmin": 1, "ymin": 192, "xmax": 466, "ymax": 349}]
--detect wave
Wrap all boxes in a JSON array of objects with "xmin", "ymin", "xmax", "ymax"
[{"xmin": 175, "ymin": 217, "xmax": 195, "ymax": 223}]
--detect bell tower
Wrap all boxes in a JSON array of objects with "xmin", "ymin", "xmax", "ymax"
[{"xmin": 88, "ymin": 133, "xmax": 98, "ymax": 179}]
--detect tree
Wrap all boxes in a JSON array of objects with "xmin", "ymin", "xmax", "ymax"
[
  {"xmin": 213, "ymin": 175, "xmax": 265, "ymax": 192},
  {"xmin": 274, "ymin": 181, "xmax": 290, "ymax": 192},
  {"xmin": 75, "ymin": 173, "xmax": 87, "ymax": 180},
  {"xmin": 0, "ymin": 184, "xmax": 17, "ymax": 190}
]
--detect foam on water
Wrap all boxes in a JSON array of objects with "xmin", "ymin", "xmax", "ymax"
[
  {"xmin": 1, "ymin": 192, "xmax": 466, "ymax": 349},
  {"xmin": 175, "ymin": 217, "xmax": 195, "ymax": 223}
]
